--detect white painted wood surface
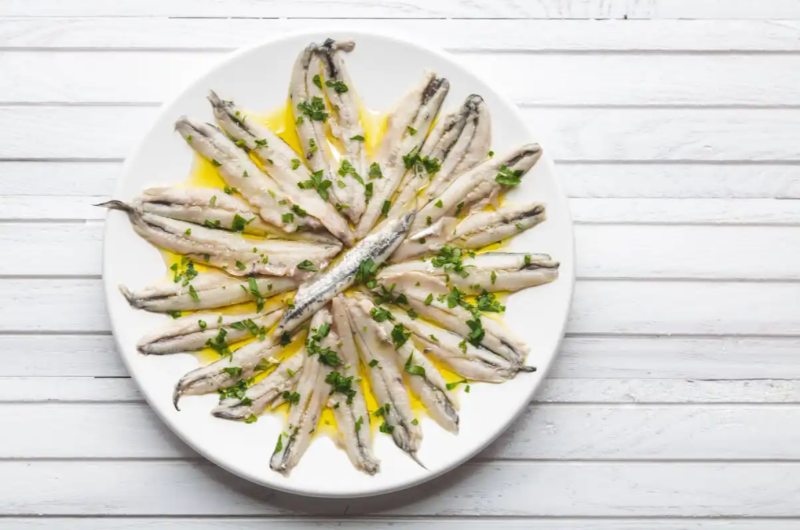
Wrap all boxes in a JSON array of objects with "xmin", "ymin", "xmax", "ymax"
[{"xmin": 1, "ymin": 2, "xmax": 799, "ymax": 527}]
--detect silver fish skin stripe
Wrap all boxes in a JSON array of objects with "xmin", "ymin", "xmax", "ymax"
[
  {"xmin": 345, "ymin": 297, "xmax": 423, "ymax": 464},
  {"xmin": 329, "ymin": 295, "xmax": 380, "ymax": 474},
  {"xmin": 208, "ymin": 91, "xmax": 355, "ymax": 247},
  {"xmin": 390, "ymin": 94, "xmax": 491, "ymax": 221},
  {"xmin": 318, "ymin": 39, "xmax": 368, "ymax": 224},
  {"xmin": 175, "ymin": 116, "xmax": 321, "ymax": 233},
  {"xmin": 408, "ymin": 143, "xmax": 542, "ymax": 236},
  {"xmin": 172, "ymin": 332, "xmax": 285, "ymax": 409},
  {"xmin": 119, "ymin": 270, "xmax": 297, "ymax": 313},
  {"xmin": 137, "ymin": 307, "xmax": 283, "ymax": 355},
  {"xmin": 386, "ymin": 305, "xmax": 519, "ymax": 383},
  {"xmin": 355, "ymin": 71, "xmax": 449, "ymax": 239},
  {"xmin": 213, "ymin": 352, "xmax": 304, "ymax": 420},
  {"xmin": 274, "ymin": 209, "xmax": 416, "ymax": 336},
  {"xmin": 375, "ymin": 272, "xmax": 531, "ymax": 367},
  {"xmin": 289, "ymin": 44, "xmax": 350, "ymax": 216},
  {"xmin": 392, "ymin": 202, "xmax": 546, "ymax": 262},
  {"xmin": 380, "ymin": 252, "xmax": 559, "ymax": 294},
  {"xmin": 100, "ymin": 200, "xmax": 341, "ymax": 279},
  {"xmin": 270, "ymin": 310, "xmax": 334, "ymax": 475},
  {"xmin": 353, "ymin": 294, "xmax": 459, "ymax": 433}
]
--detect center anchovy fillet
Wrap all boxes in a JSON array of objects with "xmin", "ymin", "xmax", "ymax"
[
  {"xmin": 344, "ymin": 297, "xmax": 423, "ymax": 465},
  {"xmin": 355, "ymin": 71, "xmax": 450, "ymax": 239},
  {"xmin": 392, "ymin": 202, "xmax": 546, "ymax": 262},
  {"xmin": 175, "ymin": 116, "xmax": 322, "ymax": 234},
  {"xmin": 137, "ymin": 307, "xmax": 284, "ymax": 355},
  {"xmin": 100, "ymin": 200, "xmax": 341, "ymax": 279},
  {"xmin": 407, "ymin": 143, "xmax": 542, "ymax": 237},
  {"xmin": 318, "ymin": 39, "xmax": 368, "ymax": 224},
  {"xmin": 274, "ymin": 210, "xmax": 416, "ymax": 336},
  {"xmin": 119, "ymin": 270, "xmax": 297, "ymax": 313},
  {"xmin": 208, "ymin": 91, "xmax": 354, "ymax": 247},
  {"xmin": 389, "ymin": 94, "xmax": 491, "ymax": 221},
  {"xmin": 380, "ymin": 251, "xmax": 559, "ymax": 293},
  {"xmin": 270, "ymin": 310, "xmax": 335, "ymax": 475},
  {"xmin": 329, "ymin": 295, "xmax": 380, "ymax": 474}
]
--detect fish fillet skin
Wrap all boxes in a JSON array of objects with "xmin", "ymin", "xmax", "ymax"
[
  {"xmin": 380, "ymin": 251, "xmax": 559, "ymax": 294},
  {"xmin": 101, "ymin": 200, "xmax": 341, "ymax": 279},
  {"xmin": 408, "ymin": 143, "xmax": 542, "ymax": 237},
  {"xmin": 209, "ymin": 91, "xmax": 354, "ymax": 247},
  {"xmin": 175, "ymin": 116, "xmax": 321, "ymax": 233},
  {"xmin": 390, "ymin": 94, "xmax": 491, "ymax": 221},
  {"xmin": 392, "ymin": 202, "xmax": 546, "ymax": 262},
  {"xmin": 355, "ymin": 71, "xmax": 450, "ymax": 239},
  {"xmin": 274, "ymin": 210, "xmax": 415, "ymax": 336},
  {"xmin": 137, "ymin": 307, "xmax": 283, "ymax": 355},
  {"xmin": 318, "ymin": 39, "xmax": 368, "ymax": 223},
  {"xmin": 119, "ymin": 270, "xmax": 297, "ymax": 313}
]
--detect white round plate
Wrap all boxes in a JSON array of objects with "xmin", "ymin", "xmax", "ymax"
[{"xmin": 103, "ymin": 30, "xmax": 575, "ymax": 498}]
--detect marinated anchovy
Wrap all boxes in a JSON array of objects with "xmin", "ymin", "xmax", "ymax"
[
  {"xmin": 391, "ymin": 95, "xmax": 491, "ymax": 220},
  {"xmin": 380, "ymin": 251, "xmax": 559, "ymax": 293},
  {"xmin": 270, "ymin": 310, "xmax": 334, "ymax": 475},
  {"xmin": 318, "ymin": 39, "xmax": 368, "ymax": 224},
  {"xmin": 375, "ymin": 272, "xmax": 530, "ymax": 367},
  {"xmin": 355, "ymin": 71, "xmax": 449, "ymax": 239},
  {"xmin": 100, "ymin": 200, "xmax": 341, "ymax": 279},
  {"xmin": 137, "ymin": 307, "xmax": 283, "ymax": 355},
  {"xmin": 209, "ymin": 91, "xmax": 354, "ymax": 246},
  {"xmin": 329, "ymin": 295, "xmax": 379, "ymax": 474},
  {"xmin": 274, "ymin": 210, "xmax": 415, "ymax": 336},
  {"xmin": 213, "ymin": 352, "xmax": 304, "ymax": 420},
  {"xmin": 392, "ymin": 202, "xmax": 546, "ymax": 262},
  {"xmin": 387, "ymin": 307, "xmax": 519, "ymax": 382},
  {"xmin": 173, "ymin": 332, "xmax": 287, "ymax": 409},
  {"xmin": 408, "ymin": 143, "xmax": 542, "ymax": 236},
  {"xmin": 120, "ymin": 270, "xmax": 297, "ymax": 313},
  {"xmin": 353, "ymin": 294, "xmax": 459, "ymax": 433},
  {"xmin": 175, "ymin": 116, "xmax": 321, "ymax": 233},
  {"xmin": 345, "ymin": 298, "xmax": 423, "ymax": 464}
]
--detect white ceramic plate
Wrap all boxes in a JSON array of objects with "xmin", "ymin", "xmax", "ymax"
[{"xmin": 103, "ymin": 30, "xmax": 575, "ymax": 498}]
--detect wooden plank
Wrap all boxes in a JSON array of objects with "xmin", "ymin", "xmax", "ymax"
[
  {"xmin": 5, "ymin": 222, "xmax": 800, "ymax": 280},
  {"xmin": 4, "ymin": 18, "xmax": 800, "ymax": 51},
  {"xmin": 3, "ymin": 0, "xmax": 800, "ymax": 19},
  {"xmin": 2, "ymin": 279, "xmax": 800, "ymax": 335},
  {"xmin": 1, "ymin": 460, "xmax": 799, "ymax": 516},
  {"xmin": 3, "ymin": 52, "xmax": 800, "ymax": 106},
  {"xmin": 4, "ymin": 107, "xmax": 800, "ymax": 162},
  {"xmin": 4, "ymin": 402, "xmax": 800, "ymax": 460},
  {"xmin": 3, "ymin": 376, "xmax": 799, "ymax": 404},
  {"xmin": 4, "ymin": 161, "xmax": 800, "ymax": 199}
]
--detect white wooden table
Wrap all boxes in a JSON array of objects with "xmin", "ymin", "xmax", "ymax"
[{"xmin": 2, "ymin": 1, "xmax": 800, "ymax": 528}]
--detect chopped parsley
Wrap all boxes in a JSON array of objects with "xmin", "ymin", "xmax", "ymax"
[
  {"xmin": 365, "ymin": 182, "xmax": 374, "ymax": 200},
  {"xmin": 338, "ymin": 159, "xmax": 364, "ymax": 185},
  {"xmin": 206, "ymin": 328, "xmax": 231, "ymax": 358},
  {"xmin": 476, "ymin": 290, "xmax": 505, "ymax": 313},
  {"xmin": 355, "ymin": 416, "xmax": 364, "ymax": 431},
  {"xmin": 211, "ymin": 159, "xmax": 221, "ymax": 168},
  {"xmin": 446, "ymin": 378, "xmax": 469, "ymax": 391},
  {"xmin": 325, "ymin": 79, "xmax": 349, "ymax": 93},
  {"xmin": 355, "ymin": 257, "xmax": 379, "ymax": 288},
  {"xmin": 307, "ymin": 324, "xmax": 342, "ymax": 366},
  {"xmin": 248, "ymin": 277, "xmax": 265, "ymax": 312},
  {"xmin": 244, "ymin": 414, "xmax": 258, "ymax": 424},
  {"xmin": 312, "ymin": 74, "xmax": 322, "ymax": 88},
  {"xmin": 370, "ymin": 306, "xmax": 395, "ymax": 323},
  {"xmin": 381, "ymin": 200, "xmax": 392, "ymax": 217},
  {"xmin": 350, "ymin": 135, "xmax": 365, "ymax": 141},
  {"xmin": 495, "ymin": 164, "xmax": 524, "ymax": 186},
  {"xmin": 297, "ymin": 259, "xmax": 317, "ymax": 272},
  {"xmin": 273, "ymin": 433, "xmax": 283, "ymax": 454},
  {"xmin": 431, "ymin": 245, "xmax": 470, "ymax": 278},
  {"xmin": 254, "ymin": 139, "xmax": 267, "ymax": 148},
  {"xmin": 292, "ymin": 204, "xmax": 308, "ymax": 217},
  {"xmin": 368, "ymin": 359, "xmax": 379, "ymax": 368},
  {"xmin": 491, "ymin": 270, "xmax": 498, "ymax": 285},
  {"xmin": 407, "ymin": 126, "xmax": 417, "ymax": 136},
  {"xmin": 198, "ymin": 319, "xmax": 207, "ymax": 330},
  {"xmin": 280, "ymin": 332, "xmax": 292, "ymax": 347},
  {"xmin": 291, "ymin": 159, "xmax": 301, "ymax": 170},
  {"xmin": 222, "ymin": 366, "xmax": 243, "ymax": 378},
  {"xmin": 404, "ymin": 353, "xmax": 426, "ymax": 377},
  {"xmin": 368, "ymin": 162, "xmax": 383, "ymax": 180},
  {"xmin": 455, "ymin": 201, "xmax": 465, "ymax": 217},
  {"xmin": 325, "ymin": 371, "xmax": 356, "ymax": 404},
  {"xmin": 407, "ymin": 308, "xmax": 419, "ymax": 319},
  {"xmin": 308, "ymin": 138, "xmax": 318, "ymax": 154},
  {"xmin": 167, "ymin": 310, "xmax": 182, "ymax": 319},
  {"xmin": 231, "ymin": 214, "xmax": 254, "ymax": 233},
  {"xmin": 434, "ymin": 200, "xmax": 443, "ymax": 208},
  {"xmin": 379, "ymin": 422, "xmax": 395, "ymax": 434},
  {"xmin": 235, "ymin": 260, "xmax": 246, "ymax": 271},
  {"xmin": 424, "ymin": 293, "xmax": 434, "ymax": 306},
  {"xmin": 282, "ymin": 212, "xmax": 295, "ymax": 224},
  {"xmin": 390, "ymin": 324, "xmax": 411, "ymax": 349},
  {"xmin": 282, "ymin": 390, "xmax": 301, "ymax": 405},
  {"xmin": 298, "ymin": 170, "xmax": 333, "ymax": 200},
  {"xmin": 297, "ymin": 96, "xmax": 328, "ymax": 122},
  {"xmin": 188, "ymin": 284, "xmax": 200, "ymax": 302}
]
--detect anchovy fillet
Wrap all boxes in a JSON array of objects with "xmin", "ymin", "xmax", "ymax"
[
  {"xmin": 137, "ymin": 307, "xmax": 283, "ymax": 355},
  {"xmin": 101, "ymin": 200, "xmax": 341, "ymax": 279},
  {"xmin": 318, "ymin": 39, "xmax": 368, "ymax": 223},
  {"xmin": 380, "ymin": 252, "xmax": 559, "ymax": 293},
  {"xmin": 208, "ymin": 91, "xmax": 354, "ymax": 246},
  {"xmin": 393, "ymin": 202, "xmax": 546, "ymax": 262},
  {"xmin": 270, "ymin": 310, "xmax": 333, "ymax": 475},
  {"xmin": 355, "ymin": 71, "xmax": 449, "ymax": 239},
  {"xmin": 345, "ymin": 298, "xmax": 423, "ymax": 463},
  {"xmin": 274, "ymin": 210, "xmax": 415, "ymax": 336},
  {"xmin": 408, "ymin": 143, "xmax": 542, "ymax": 236},
  {"xmin": 175, "ymin": 116, "xmax": 321, "ymax": 233},
  {"xmin": 328, "ymin": 295, "xmax": 379, "ymax": 474},
  {"xmin": 120, "ymin": 270, "xmax": 297, "ymax": 313},
  {"xmin": 376, "ymin": 272, "xmax": 530, "ymax": 367},
  {"xmin": 213, "ymin": 352, "xmax": 304, "ymax": 420},
  {"xmin": 391, "ymin": 95, "xmax": 491, "ymax": 220}
]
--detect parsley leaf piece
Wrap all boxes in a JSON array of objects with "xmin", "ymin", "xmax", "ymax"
[
  {"xmin": 325, "ymin": 79, "xmax": 349, "ymax": 93},
  {"xmin": 368, "ymin": 162, "xmax": 383, "ymax": 180},
  {"xmin": 390, "ymin": 324, "xmax": 411, "ymax": 349},
  {"xmin": 370, "ymin": 307, "xmax": 395, "ymax": 323},
  {"xmin": 404, "ymin": 353, "xmax": 426, "ymax": 377},
  {"xmin": 296, "ymin": 96, "xmax": 328, "ymax": 122},
  {"xmin": 297, "ymin": 259, "xmax": 317, "ymax": 272},
  {"xmin": 495, "ymin": 164, "xmax": 524, "ymax": 186}
]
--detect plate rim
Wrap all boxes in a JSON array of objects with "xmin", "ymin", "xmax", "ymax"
[{"xmin": 102, "ymin": 27, "xmax": 576, "ymax": 498}]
